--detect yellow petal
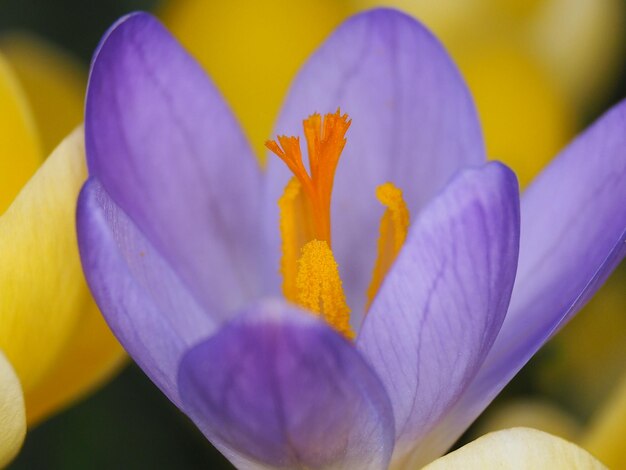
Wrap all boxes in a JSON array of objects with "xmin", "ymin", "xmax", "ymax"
[
  {"xmin": 453, "ymin": 42, "xmax": 575, "ymax": 187},
  {"xmin": 424, "ymin": 428, "xmax": 606, "ymax": 469},
  {"xmin": 0, "ymin": 34, "xmax": 86, "ymax": 156},
  {"xmin": 582, "ymin": 373, "xmax": 626, "ymax": 469},
  {"xmin": 0, "ymin": 41, "xmax": 123, "ymax": 425},
  {"xmin": 160, "ymin": 0, "xmax": 349, "ymax": 162},
  {"xmin": 24, "ymin": 295, "xmax": 126, "ymax": 425},
  {"xmin": 529, "ymin": 0, "xmax": 625, "ymax": 107},
  {"xmin": 0, "ymin": 52, "xmax": 41, "ymax": 213},
  {"xmin": 352, "ymin": 0, "xmax": 625, "ymax": 108},
  {"xmin": 482, "ymin": 0, "xmax": 545, "ymax": 20},
  {"xmin": 534, "ymin": 267, "xmax": 626, "ymax": 416},
  {"xmin": 349, "ymin": 0, "xmax": 485, "ymax": 42},
  {"xmin": 472, "ymin": 399, "xmax": 582, "ymax": 443},
  {"xmin": 0, "ymin": 128, "xmax": 87, "ymax": 392},
  {"xmin": 0, "ymin": 349, "xmax": 25, "ymax": 468}
]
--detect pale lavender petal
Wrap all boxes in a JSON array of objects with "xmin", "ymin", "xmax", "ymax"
[
  {"xmin": 86, "ymin": 12, "xmax": 266, "ymax": 321},
  {"xmin": 357, "ymin": 162, "xmax": 520, "ymax": 464},
  {"xmin": 178, "ymin": 300, "xmax": 395, "ymax": 470},
  {"xmin": 77, "ymin": 179, "xmax": 218, "ymax": 407},
  {"xmin": 264, "ymin": 8, "xmax": 485, "ymax": 314},
  {"xmin": 412, "ymin": 99, "xmax": 626, "ymax": 466}
]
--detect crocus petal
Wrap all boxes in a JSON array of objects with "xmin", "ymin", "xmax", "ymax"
[
  {"xmin": 178, "ymin": 300, "xmax": 395, "ymax": 470},
  {"xmin": 0, "ymin": 349, "xmax": 25, "ymax": 468},
  {"xmin": 0, "ymin": 34, "xmax": 85, "ymax": 154},
  {"xmin": 423, "ymin": 428, "xmax": 606, "ymax": 470},
  {"xmin": 86, "ymin": 12, "xmax": 265, "ymax": 321},
  {"xmin": 77, "ymin": 179, "xmax": 217, "ymax": 407},
  {"xmin": 265, "ymin": 8, "xmax": 485, "ymax": 312},
  {"xmin": 0, "ymin": 52, "xmax": 40, "ymax": 213},
  {"xmin": 358, "ymin": 162, "xmax": 520, "ymax": 465},
  {"xmin": 504, "ymin": 98, "xmax": 626, "ymax": 369},
  {"xmin": 416, "ymin": 98, "xmax": 626, "ymax": 464},
  {"xmin": 0, "ymin": 128, "xmax": 87, "ymax": 392}
]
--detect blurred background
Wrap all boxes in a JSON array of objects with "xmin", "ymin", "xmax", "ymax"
[{"xmin": 1, "ymin": 0, "xmax": 625, "ymax": 468}]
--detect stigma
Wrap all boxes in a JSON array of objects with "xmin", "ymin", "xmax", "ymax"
[
  {"xmin": 266, "ymin": 110, "xmax": 350, "ymax": 244},
  {"xmin": 267, "ymin": 111, "xmax": 409, "ymax": 339}
]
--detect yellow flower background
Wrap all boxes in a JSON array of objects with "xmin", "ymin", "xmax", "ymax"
[{"xmin": 0, "ymin": 37, "xmax": 125, "ymax": 465}]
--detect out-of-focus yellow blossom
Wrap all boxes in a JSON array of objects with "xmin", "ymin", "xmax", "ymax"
[
  {"xmin": 472, "ymin": 369, "xmax": 626, "ymax": 467},
  {"xmin": 1, "ymin": 36, "xmax": 127, "ymax": 424},
  {"xmin": 453, "ymin": 41, "xmax": 574, "ymax": 187},
  {"xmin": 534, "ymin": 266, "xmax": 626, "ymax": 416},
  {"xmin": 0, "ymin": 44, "xmax": 125, "ymax": 464},
  {"xmin": 0, "ymin": 54, "xmax": 40, "ymax": 212},
  {"xmin": 472, "ymin": 399, "xmax": 583, "ymax": 443},
  {"xmin": 425, "ymin": 428, "xmax": 606, "ymax": 469},
  {"xmin": 474, "ymin": 270, "xmax": 625, "ymax": 468},
  {"xmin": 354, "ymin": 0, "xmax": 624, "ymax": 112},
  {"xmin": 470, "ymin": 273, "xmax": 626, "ymax": 466},
  {"xmin": 583, "ymin": 373, "xmax": 626, "ymax": 469},
  {"xmin": 0, "ymin": 350, "xmax": 24, "ymax": 467},
  {"xmin": 160, "ymin": 0, "xmax": 350, "ymax": 162},
  {"xmin": 528, "ymin": 0, "xmax": 624, "ymax": 112},
  {"xmin": 0, "ymin": 35, "xmax": 85, "ymax": 155}
]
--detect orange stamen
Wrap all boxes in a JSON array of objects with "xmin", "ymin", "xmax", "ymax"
[
  {"xmin": 278, "ymin": 177, "xmax": 314, "ymax": 303},
  {"xmin": 266, "ymin": 109, "xmax": 351, "ymax": 245},
  {"xmin": 366, "ymin": 183, "xmax": 410, "ymax": 310}
]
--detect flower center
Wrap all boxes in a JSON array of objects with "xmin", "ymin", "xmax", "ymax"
[{"xmin": 266, "ymin": 111, "xmax": 410, "ymax": 339}]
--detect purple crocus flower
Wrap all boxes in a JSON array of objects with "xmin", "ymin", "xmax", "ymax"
[{"xmin": 77, "ymin": 9, "xmax": 626, "ymax": 469}]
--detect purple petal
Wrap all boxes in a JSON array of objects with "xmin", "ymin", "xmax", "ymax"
[
  {"xmin": 357, "ymin": 162, "xmax": 520, "ymax": 464},
  {"xmin": 77, "ymin": 179, "xmax": 218, "ymax": 407},
  {"xmin": 86, "ymin": 12, "xmax": 266, "ymax": 321},
  {"xmin": 178, "ymin": 300, "xmax": 395, "ymax": 470},
  {"xmin": 264, "ymin": 8, "xmax": 485, "ymax": 314},
  {"xmin": 414, "ymin": 99, "xmax": 626, "ymax": 465}
]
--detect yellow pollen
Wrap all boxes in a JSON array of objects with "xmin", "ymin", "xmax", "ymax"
[
  {"xmin": 296, "ymin": 240, "xmax": 354, "ymax": 339},
  {"xmin": 366, "ymin": 182, "xmax": 410, "ymax": 309},
  {"xmin": 266, "ymin": 109, "xmax": 351, "ymax": 245}
]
